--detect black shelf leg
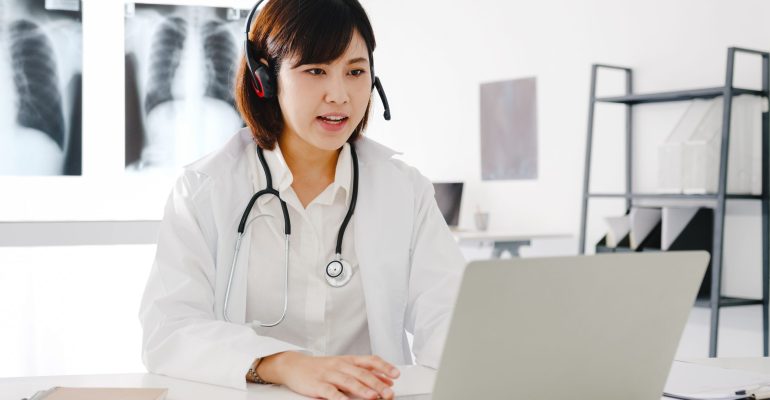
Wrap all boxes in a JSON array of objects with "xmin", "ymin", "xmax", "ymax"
[
  {"xmin": 580, "ymin": 65, "xmax": 633, "ymax": 254},
  {"xmin": 579, "ymin": 66, "xmax": 598, "ymax": 255},
  {"xmin": 625, "ymin": 69, "xmax": 633, "ymax": 212},
  {"xmin": 709, "ymin": 48, "xmax": 737, "ymax": 357},
  {"xmin": 761, "ymin": 52, "xmax": 770, "ymax": 357}
]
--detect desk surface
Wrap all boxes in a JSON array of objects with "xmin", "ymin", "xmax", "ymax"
[
  {"xmin": 1, "ymin": 366, "xmax": 435, "ymax": 400},
  {"xmin": 678, "ymin": 357, "xmax": 770, "ymax": 375},
  {"xmin": 4, "ymin": 359, "xmax": 770, "ymax": 400}
]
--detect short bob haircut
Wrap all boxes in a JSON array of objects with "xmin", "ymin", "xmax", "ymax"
[{"xmin": 234, "ymin": 0, "xmax": 377, "ymax": 150}]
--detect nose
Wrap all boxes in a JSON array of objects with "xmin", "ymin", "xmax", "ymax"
[{"xmin": 323, "ymin": 74, "xmax": 350, "ymax": 104}]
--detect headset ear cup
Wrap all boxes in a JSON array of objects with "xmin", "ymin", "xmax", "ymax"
[{"xmin": 253, "ymin": 65, "xmax": 276, "ymax": 99}]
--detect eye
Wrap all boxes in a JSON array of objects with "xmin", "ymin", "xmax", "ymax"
[
  {"xmin": 306, "ymin": 68, "xmax": 325, "ymax": 76},
  {"xmin": 350, "ymin": 69, "xmax": 366, "ymax": 77}
]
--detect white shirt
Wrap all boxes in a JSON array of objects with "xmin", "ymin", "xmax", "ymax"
[{"xmin": 244, "ymin": 142, "xmax": 371, "ymax": 356}]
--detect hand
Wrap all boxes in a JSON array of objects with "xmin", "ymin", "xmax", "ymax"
[{"xmin": 258, "ymin": 351, "xmax": 401, "ymax": 400}]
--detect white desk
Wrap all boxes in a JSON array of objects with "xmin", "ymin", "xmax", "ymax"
[
  {"xmin": 5, "ymin": 359, "xmax": 770, "ymax": 400},
  {"xmin": 679, "ymin": 357, "xmax": 770, "ymax": 375},
  {"xmin": 1, "ymin": 366, "xmax": 435, "ymax": 400},
  {"xmin": 452, "ymin": 230, "xmax": 572, "ymax": 257}
]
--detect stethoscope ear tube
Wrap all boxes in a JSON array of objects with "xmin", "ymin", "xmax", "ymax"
[
  {"xmin": 334, "ymin": 145, "xmax": 359, "ymax": 254},
  {"xmin": 223, "ymin": 229, "xmax": 290, "ymax": 327},
  {"xmin": 239, "ymin": 147, "xmax": 290, "ymax": 235}
]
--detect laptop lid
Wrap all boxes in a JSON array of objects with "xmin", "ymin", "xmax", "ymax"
[
  {"xmin": 432, "ymin": 182, "xmax": 463, "ymax": 227},
  {"xmin": 431, "ymin": 251, "xmax": 709, "ymax": 400}
]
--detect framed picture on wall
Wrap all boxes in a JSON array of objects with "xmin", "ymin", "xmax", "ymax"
[{"xmin": 480, "ymin": 77, "xmax": 539, "ymax": 181}]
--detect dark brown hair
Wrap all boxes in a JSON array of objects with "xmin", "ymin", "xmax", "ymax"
[{"xmin": 235, "ymin": 0, "xmax": 377, "ymax": 150}]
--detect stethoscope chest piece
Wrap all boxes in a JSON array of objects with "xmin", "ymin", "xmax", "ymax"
[{"xmin": 325, "ymin": 257, "xmax": 353, "ymax": 287}]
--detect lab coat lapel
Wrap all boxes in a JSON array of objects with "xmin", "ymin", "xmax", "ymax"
[
  {"xmin": 214, "ymin": 137, "xmax": 261, "ymax": 324},
  {"xmin": 354, "ymin": 141, "xmax": 411, "ymax": 364}
]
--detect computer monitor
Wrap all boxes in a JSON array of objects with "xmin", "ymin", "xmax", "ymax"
[{"xmin": 432, "ymin": 182, "xmax": 463, "ymax": 228}]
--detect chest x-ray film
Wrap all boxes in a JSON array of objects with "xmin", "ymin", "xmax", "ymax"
[
  {"xmin": 480, "ymin": 77, "xmax": 538, "ymax": 180},
  {"xmin": 0, "ymin": 0, "xmax": 82, "ymax": 176},
  {"xmin": 125, "ymin": 4, "xmax": 246, "ymax": 173}
]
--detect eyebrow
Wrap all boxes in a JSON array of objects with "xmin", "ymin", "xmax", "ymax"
[
  {"xmin": 309, "ymin": 57, "xmax": 369, "ymax": 66},
  {"xmin": 346, "ymin": 57, "xmax": 369, "ymax": 65},
  {"xmin": 293, "ymin": 57, "xmax": 370, "ymax": 69}
]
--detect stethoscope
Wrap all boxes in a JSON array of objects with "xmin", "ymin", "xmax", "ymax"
[{"xmin": 222, "ymin": 144, "xmax": 359, "ymax": 327}]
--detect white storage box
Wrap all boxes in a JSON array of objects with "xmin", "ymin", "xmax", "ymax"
[
  {"xmin": 658, "ymin": 100, "xmax": 713, "ymax": 193},
  {"xmin": 658, "ymin": 95, "xmax": 763, "ymax": 195}
]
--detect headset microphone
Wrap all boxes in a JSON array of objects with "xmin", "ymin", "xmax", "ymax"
[{"xmin": 374, "ymin": 77, "xmax": 390, "ymax": 121}]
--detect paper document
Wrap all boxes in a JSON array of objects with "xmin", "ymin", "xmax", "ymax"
[
  {"xmin": 629, "ymin": 207, "xmax": 661, "ymax": 249},
  {"xmin": 663, "ymin": 361, "xmax": 770, "ymax": 398},
  {"xmin": 28, "ymin": 387, "xmax": 167, "ymax": 400},
  {"xmin": 604, "ymin": 216, "xmax": 630, "ymax": 248},
  {"xmin": 661, "ymin": 207, "xmax": 699, "ymax": 251}
]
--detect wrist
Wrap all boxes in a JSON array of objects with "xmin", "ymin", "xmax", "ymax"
[
  {"xmin": 258, "ymin": 351, "xmax": 303, "ymax": 385},
  {"xmin": 246, "ymin": 358, "xmax": 271, "ymax": 384}
]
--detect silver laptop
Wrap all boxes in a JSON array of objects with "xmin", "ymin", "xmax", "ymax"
[{"xmin": 400, "ymin": 251, "xmax": 709, "ymax": 399}]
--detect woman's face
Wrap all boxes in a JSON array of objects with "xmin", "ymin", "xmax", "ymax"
[{"xmin": 277, "ymin": 30, "xmax": 372, "ymax": 152}]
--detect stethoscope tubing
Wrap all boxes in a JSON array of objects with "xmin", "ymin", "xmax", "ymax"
[{"xmin": 222, "ymin": 144, "xmax": 358, "ymax": 327}]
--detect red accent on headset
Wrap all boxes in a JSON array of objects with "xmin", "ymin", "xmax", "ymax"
[{"xmin": 252, "ymin": 73, "xmax": 266, "ymax": 98}]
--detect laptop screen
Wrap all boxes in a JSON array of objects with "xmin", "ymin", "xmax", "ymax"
[{"xmin": 432, "ymin": 182, "xmax": 463, "ymax": 227}]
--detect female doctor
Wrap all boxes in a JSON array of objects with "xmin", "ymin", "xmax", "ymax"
[{"xmin": 139, "ymin": 0, "xmax": 465, "ymax": 399}]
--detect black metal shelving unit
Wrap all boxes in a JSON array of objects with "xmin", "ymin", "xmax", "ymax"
[{"xmin": 578, "ymin": 47, "xmax": 770, "ymax": 357}]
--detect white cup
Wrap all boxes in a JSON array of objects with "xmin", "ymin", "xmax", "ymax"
[{"xmin": 474, "ymin": 212, "xmax": 489, "ymax": 231}]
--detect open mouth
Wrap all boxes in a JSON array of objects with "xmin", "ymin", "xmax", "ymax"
[{"xmin": 317, "ymin": 115, "xmax": 349, "ymax": 125}]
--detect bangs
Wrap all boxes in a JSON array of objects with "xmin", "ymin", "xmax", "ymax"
[{"xmin": 265, "ymin": 0, "xmax": 376, "ymax": 67}]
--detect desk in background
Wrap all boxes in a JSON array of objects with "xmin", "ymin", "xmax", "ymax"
[{"xmin": 452, "ymin": 231, "xmax": 572, "ymax": 258}]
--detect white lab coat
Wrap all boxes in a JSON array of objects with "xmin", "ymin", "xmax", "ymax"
[{"xmin": 139, "ymin": 128, "xmax": 465, "ymax": 390}]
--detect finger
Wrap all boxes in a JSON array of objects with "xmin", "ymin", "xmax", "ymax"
[
  {"xmin": 339, "ymin": 364, "xmax": 395, "ymax": 399},
  {"xmin": 317, "ymin": 383, "xmax": 348, "ymax": 400},
  {"xmin": 371, "ymin": 372, "xmax": 394, "ymax": 387},
  {"xmin": 351, "ymin": 355, "xmax": 400, "ymax": 379},
  {"xmin": 343, "ymin": 357, "xmax": 394, "ymax": 385},
  {"xmin": 325, "ymin": 370, "xmax": 380, "ymax": 400}
]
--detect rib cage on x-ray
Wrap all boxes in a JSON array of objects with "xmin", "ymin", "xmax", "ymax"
[
  {"xmin": 9, "ymin": 19, "xmax": 65, "ymax": 150},
  {"xmin": 201, "ymin": 20, "xmax": 237, "ymax": 107},
  {"xmin": 144, "ymin": 16, "xmax": 238, "ymax": 113},
  {"xmin": 0, "ymin": 1, "xmax": 82, "ymax": 176},
  {"xmin": 125, "ymin": 5, "xmax": 244, "ymax": 171},
  {"xmin": 144, "ymin": 16, "xmax": 187, "ymax": 115}
]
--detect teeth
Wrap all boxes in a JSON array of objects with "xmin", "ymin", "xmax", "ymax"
[{"xmin": 322, "ymin": 116, "xmax": 345, "ymax": 121}]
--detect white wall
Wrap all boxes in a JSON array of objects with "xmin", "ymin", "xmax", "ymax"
[
  {"xmin": 360, "ymin": 0, "xmax": 770, "ymax": 298},
  {"xmin": 0, "ymin": 245, "xmax": 155, "ymax": 377}
]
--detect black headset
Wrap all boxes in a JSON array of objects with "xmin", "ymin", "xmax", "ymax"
[{"xmin": 243, "ymin": 0, "xmax": 391, "ymax": 120}]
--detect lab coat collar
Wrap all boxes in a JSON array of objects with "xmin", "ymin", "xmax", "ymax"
[{"xmin": 352, "ymin": 136, "xmax": 402, "ymax": 166}]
